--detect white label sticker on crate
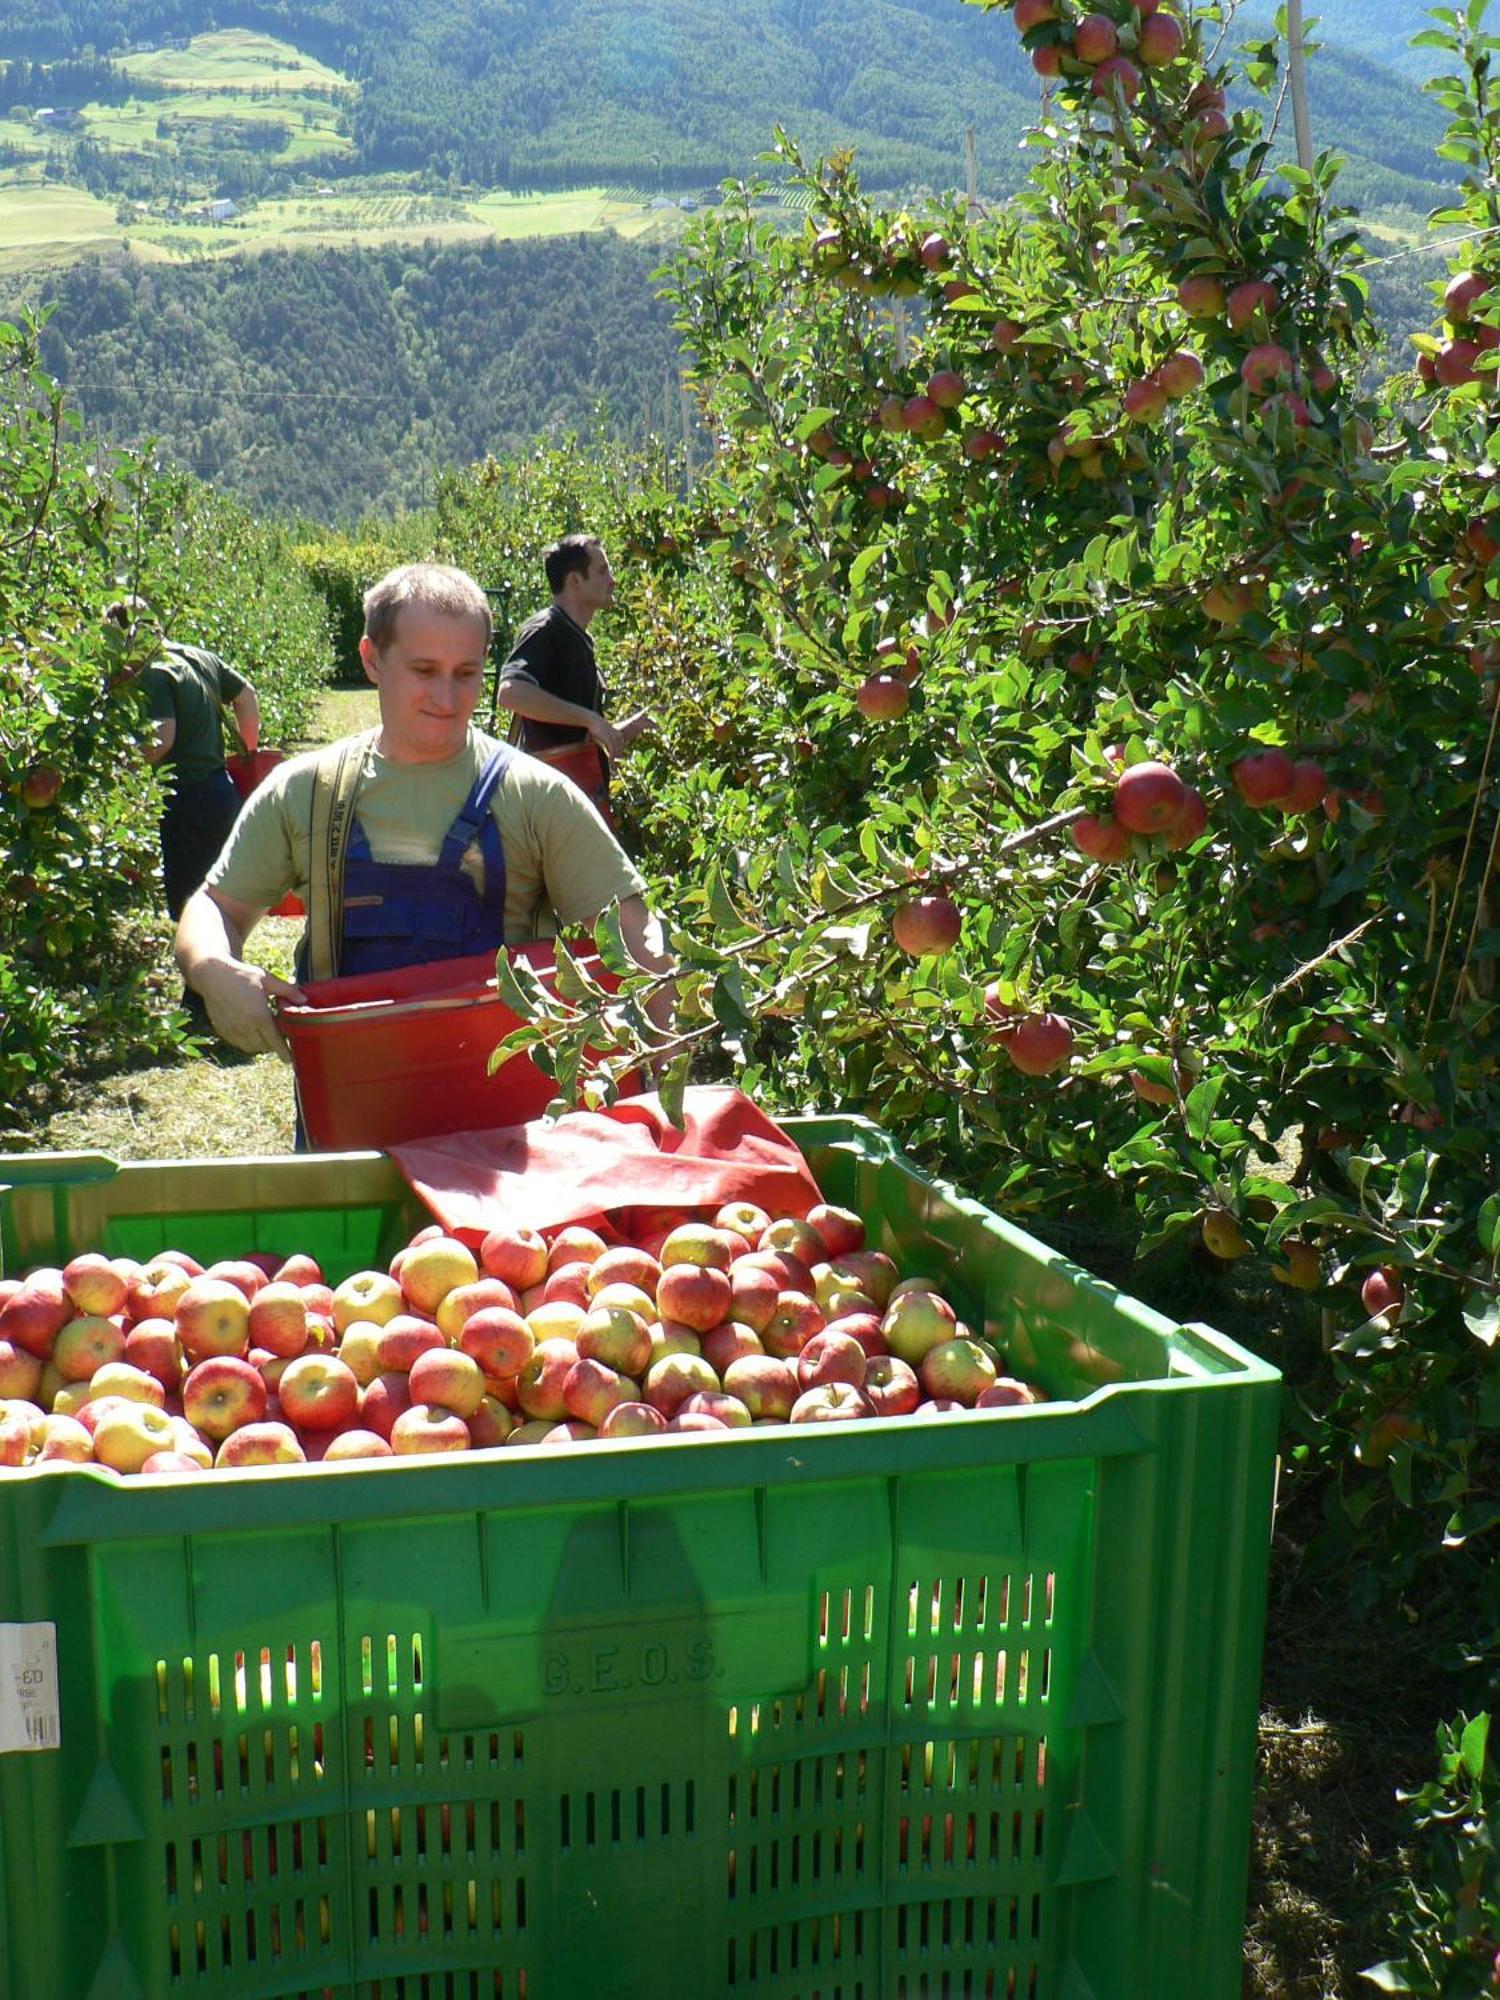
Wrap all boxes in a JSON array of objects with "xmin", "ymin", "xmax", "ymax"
[{"xmin": 0, "ymin": 1622, "xmax": 59, "ymax": 1753}]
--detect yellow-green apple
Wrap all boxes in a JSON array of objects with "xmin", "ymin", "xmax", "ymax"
[
  {"xmin": 175, "ymin": 1278, "xmax": 251, "ymax": 1361},
  {"xmin": 599, "ymin": 1401, "xmax": 669, "ymax": 1438},
  {"xmin": 409, "ymin": 1347, "xmax": 486, "ymax": 1419},
  {"xmin": 53, "ymin": 1314, "xmax": 128, "ymax": 1382},
  {"xmin": 515, "ymin": 1338, "xmax": 580, "ymax": 1421},
  {"xmin": 436, "ymin": 1277, "xmax": 520, "ymax": 1340},
  {"xmin": 863, "ymin": 1354, "xmax": 922, "ymax": 1416},
  {"xmin": 882, "ymin": 1290, "xmax": 959, "ymax": 1366},
  {"xmin": 274, "ymin": 1252, "xmax": 323, "ymax": 1286},
  {"xmin": 93, "ymin": 1400, "xmax": 179, "ymax": 1473},
  {"xmin": 1362, "ymin": 1267, "xmax": 1404, "ymax": 1321},
  {"xmin": 1273, "ymin": 1241, "xmax": 1322, "ymax": 1290},
  {"xmin": 460, "ymin": 1305, "xmax": 535, "ymax": 1378},
  {"xmin": 502, "ymin": 1419, "xmax": 557, "ymax": 1447},
  {"xmin": 335, "ymin": 1321, "xmax": 385, "ymax": 1386},
  {"xmin": 660, "ymin": 1222, "xmax": 737, "ymax": 1271},
  {"xmin": 215, "ymin": 1421, "xmax": 305, "ymax": 1468},
  {"xmin": 760, "ymin": 1217, "xmax": 824, "ymax": 1265},
  {"xmin": 183, "ymin": 1356, "xmax": 268, "ymax": 1440},
  {"xmin": 679, "ymin": 1390, "xmax": 752, "ymax": 1429},
  {"xmin": 797, "ymin": 1330, "xmax": 868, "ymax": 1390},
  {"xmin": 526, "ymin": 1299, "xmax": 586, "ymax": 1343},
  {"xmin": 331, "ymin": 1269, "xmax": 404, "ymax": 1334},
  {"xmin": 563, "ymin": 1357, "xmax": 639, "ymax": 1427},
  {"xmin": 806, "ymin": 1204, "xmax": 864, "ymax": 1258},
  {"xmin": 644, "ymin": 1351, "xmax": 719, "ymax": 1418},
  {"xmin": 399, "ymin": 1236, "xmax": 478, "ymax": 1315},
  {"xmin": 762, "ymin": 1291, "xmax": 825, "ymax": 1359},
  {"xmin": 977, "ymin": 1378, "xmax": 1045, "ymax": 1407},
  {"xmin": 576, "ymin": 1304, "xmax": 652, "ymax": 1376},
  {"xmin": 592, "ymin": 1280, "xmax": 658, "ymax": 1323},
  {"xmin": 124, "ymin": 1318, "xmax": 182, "ymax": 1394},
  {"xmin": 62, "ymin": 1253, "xmax": 128, "ymax": 1318},
  {"xmin": 657, "ymin": 1263, "xmax": 732, "ymax": 1333},
  {"xmin": 35, "ymin": 1412, "xmax": 94, "ymax": 1461},
  {"xmin": 545, "ymin": 1224, "xmax": 608, "ymax": 1271},
  {"xmin": 467, "ymin": 1396, "xmax": 515, "ymax": 1449},
  {"xmin": 588, "ymin": 1246, "xmax": 663, "ymax": 1297},
  {"xmin": 88, "ymin": 1360, "xmax": 164, "ymax": 1407},
  {"xmin": 480, "ymin": 1223, "xmax": 548, "ymax": 1290},
  {"xmin": 49, "ymin": 1381, "xmax": 91, "ymax": 1418},
  {"xmin": 1113, "ymin": 760, "xmax": 1187, "ymax": 834},
  {"xmin": 0, "ymin": 1339, "xmax": 42, "ymax": 1401},
  {"xmin": 167, "ymin": 1416, "xmax": 214, "ymax": 1466},
  {"xmin": 727, "ymin": 1261, "xmax": 781, "ymax": 1331},
  {"xmin": 1231, "ymin": 748, "xmax": 1295, "ymax": 806},
  {"xmin": 1177, "ymin": 274, "xmax": 1225, "ymax": 319},
  {"xmin": 715, "ymin": 1200, "xmax": 771, "ymax": 1243},
  {"xmin": 0, "ymin": 1268, "xmax": 71, "ymax": 1356},
  {"xmin": 813, "ymin": 1270, "xmax": 876, "ymax": 1317},
  {"xmin": 279, "ymin": 1353, "xmax": 360, "ymax": 1431},
  {"xmin": 702, "ymin": 1322, "xmax": 763, "ymax": 1376},
  {"xmin": 361, "ymin": 1370, "xmax": 412, "ymax": 1442},
  {"xmin": 205, "ymin": 1258, "xmax": 267, "ymax": 1300},
  {"xmin": 1201, "ymin": 1211, "xmax": 1250, "ymax": 1259},
  {"xmin": 240, "ymin": 1281, "xmax": 307, "ymax": 1358},
  {"xmin": 828, "ymin": 1251, "xmax": 899, "ymax": 1310},
  {"xmin": 321, "ymin": 1427, "xmax": 395, "ymax": 1461},
  {"xmin": 375, "ymin": 1315, "xmax": 446, "ymax": 1374},
  {"xmin": 790, "ymin": 1383, "xmax": 872, "ymax": 1422},
  {"xmin": 0, "ymin": 1403, "xmax": 31, "ymax": 1465},
  {"xmin": 540, "ymin": 1262, "xmax": 592, "ymax": 1309},
  {"xmin": 140, "ymin": 1449, "xmax": 209, "ymax": 1475},
  {"xmin": 648, "ymin": 1320, "xmax": 702, "ymax": 1362},
  {"xmin": 921, "ymin": 1337, "xmax": 998, "ymax": 1406},
  {"xmin": 391, "ymin": 1404, "xmax": 471, "ymax": 1454}
]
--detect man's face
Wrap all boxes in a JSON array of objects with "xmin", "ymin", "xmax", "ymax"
[
  {"xmin": 579, "ymin": 547, "xmax": 616, "ymax": 613},
  {"xmin": 359, "ymin": 605, "xmax": 488, "ymax": 764}
]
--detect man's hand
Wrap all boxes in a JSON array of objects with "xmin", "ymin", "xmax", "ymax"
[
  {"xmin": 587, "ymin": 713, "xmax": 628, "ymax": 762},
  {"xmin": 189, "ymin": 958, "xmax": 303, "ymax": 1060},
  {"xmin": 617, "ymin": 710, "xmax": 656, "ymax": 748}
]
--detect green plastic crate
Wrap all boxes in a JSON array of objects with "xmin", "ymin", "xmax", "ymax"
[{"xmin": 0, "ymin": 1118, "xmax": 1279, "ymax": 2000}]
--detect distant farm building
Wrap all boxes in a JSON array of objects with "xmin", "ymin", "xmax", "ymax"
[{"xmin": 197, "ymin": 198, "xmax": 238, "ymax": 223}]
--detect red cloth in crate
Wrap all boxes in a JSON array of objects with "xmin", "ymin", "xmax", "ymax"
[{"xmin": 390, "ymin": 1085, "xmax": 823, "ymax": 1239}]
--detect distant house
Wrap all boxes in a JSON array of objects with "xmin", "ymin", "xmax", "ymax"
[
  {"xmin": 198, "ymin": 198, "xmax": 237, "ymax": 223},
  {"xmin": 649, "ymin": 195, "xmax": 677, "ymax": 210},
  {"xmin": 35, "ymin": 107, "xmax": 84, "ymax": 130}
]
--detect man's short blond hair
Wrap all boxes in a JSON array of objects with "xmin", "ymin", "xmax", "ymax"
[{"xmin": 363, "ymin": 564, "xmax": 492, "ymax": 652}]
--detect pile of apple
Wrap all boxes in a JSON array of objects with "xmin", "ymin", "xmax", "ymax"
[{"xmin": 0, "ymin": 1202, "xmax": 1049, "ymax": 1475}]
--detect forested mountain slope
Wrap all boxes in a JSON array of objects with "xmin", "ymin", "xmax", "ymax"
[{"xmin": 33, "ymin": 233, "xmax": 682, "ymax": 518}]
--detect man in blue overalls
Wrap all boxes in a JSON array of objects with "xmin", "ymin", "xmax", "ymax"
[{"xmin": 173, "ymin": 563, "xmax": 670, "ymax": 1057}]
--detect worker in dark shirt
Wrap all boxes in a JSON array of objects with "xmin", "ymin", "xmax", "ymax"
[
  {"xmin": 110, "ymin": 598, "xmax": 262, "ymax": 920},
  {"xmin": 494, "ymin": 534, "xmax": 653, "ymax": 820}
]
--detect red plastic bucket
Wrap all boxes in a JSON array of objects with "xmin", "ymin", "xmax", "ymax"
[
  {"xmin": 277, "ymin": 944, "xmax": 632, "ymax": 1151},
  {"xmin": 225, "ymin": 750, "xmax": 305, "ymax": 918},
  {"xmin": 533, "ymin": 742, "xmax": 613, "ymax": 826}
]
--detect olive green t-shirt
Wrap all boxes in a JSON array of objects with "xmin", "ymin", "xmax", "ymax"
[
  {"xmin": 141, "ymin": 642, "xmax": 247, "ymax": 784},
  {"xmin": 206, "ymin": 729, "xmax": 645, "ymax": 944}
]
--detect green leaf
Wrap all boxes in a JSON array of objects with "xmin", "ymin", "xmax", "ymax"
[
  {"xmin": 1479, "ymin": 1193, "xmax": 1500, "ymax": 1259},
  {"xmin": 1463, "ymin": 1294, "xmax": 1500, "ymax": 1347},
  {"xmin": 550, "ymin": 939, "xmax": 606, "ymax": 1006},
  {"xmin": 494, "ymin": 946, "xmax": 555, "ymax": 1023},
  {"xmin": 657, "ymin": 1050, "xmax": 691, "ymax": 1129},
  {"xmin": 711, "ymin": 964, "xmax": 754, "ymax": 1034},
  {"xmin": 850, "ymin": 543, "xmax": 885, "ymax": 590},
  {"xmin": 1461, "ymin": 1711, "xmax": 1492, "ymax": 1781},
  {"xmin": 1184, "ymin": 1076, "xmax": 1225, "ymax": 1142},
  {"xmin": 706, "ymin": 861, "xmax": 752, "ymax": 932},
  {"xmin": 794, "ymin": 406, "xmax": 837, "ymax": 441},
  {"xmin": 592, "ymin": 902, "xmax": 634, "ymax": 978}
]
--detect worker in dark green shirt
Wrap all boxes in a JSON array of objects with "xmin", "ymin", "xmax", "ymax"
[{"xmin": 110, "ymin": 600, "xmax": 262, "ymax": 920}]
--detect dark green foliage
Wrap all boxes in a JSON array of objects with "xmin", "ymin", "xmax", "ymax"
[{"xmin": 26, "ymin": 233, "xmax": 683, "ymax": 519}]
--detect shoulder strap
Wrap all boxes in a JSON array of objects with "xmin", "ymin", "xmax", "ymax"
[
  {"xmin": 305, "ymin": 730, "xmax": 376, "ymax": 983},
  {"xmin": 439, "ymin": 745, "xmax": 514, "ymax": 864}
]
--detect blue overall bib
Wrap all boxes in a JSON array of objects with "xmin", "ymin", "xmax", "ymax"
[{"xmin": 337, "ymin": 745, "xmax": 513, "ymax": 977}]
